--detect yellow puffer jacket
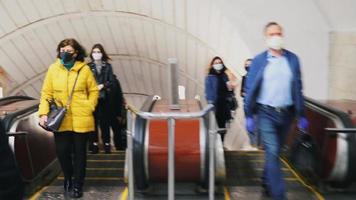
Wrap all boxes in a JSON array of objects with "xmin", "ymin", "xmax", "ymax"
[{"xmin": 38, "ymin": 59, "xmax": 99, "ymax": 133}]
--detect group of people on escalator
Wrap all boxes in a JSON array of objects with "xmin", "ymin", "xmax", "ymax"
[
  {"xmin": 1, "ymin": 21, "xmax": 310, "ymax": 200},
  {"xmin": 37, "ymin": 39, "xmax": 126, "ymax": 198},
  {"xmin": 205, "ymin": 22, "xmax": 309, "ymax": 200}
]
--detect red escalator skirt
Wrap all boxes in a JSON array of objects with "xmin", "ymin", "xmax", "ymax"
[{"xmin": 148, "ymin": 119, "xmax": 201, "ymax": 182}]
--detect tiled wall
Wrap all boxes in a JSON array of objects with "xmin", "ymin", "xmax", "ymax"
[{"xmin": 329, "ymin": 32, "xmax": 356, "ymax": 100}]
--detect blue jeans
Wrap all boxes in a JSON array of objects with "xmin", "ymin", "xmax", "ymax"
[{"xmin": 257, "ymin": 105, "xmax": 293, "ymax": 200}]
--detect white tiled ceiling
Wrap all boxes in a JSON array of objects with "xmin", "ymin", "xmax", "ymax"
[{"xmin": 0, "ymin": 0, "xmax": 252, "ymax": 105}]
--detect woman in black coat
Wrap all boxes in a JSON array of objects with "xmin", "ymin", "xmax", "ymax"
[{"xmin": 88, "ymin": 43, "xmax": 114, "ymax": 154}]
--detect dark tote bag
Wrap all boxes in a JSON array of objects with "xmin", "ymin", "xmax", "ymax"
[
  {"xmin": 226, "ymin": 91, "xmax": 238, "ymax": 111},
  {"xmin": 44, "ymin": 100, "xmax": 67, "ymax": 132},
  {"xmin": 290, "ymin": 131, "xmax": 320, "ymax": 182},
  {"xmin": 39, "ymin": 69, "xmax": 81, "ymax": 132}
]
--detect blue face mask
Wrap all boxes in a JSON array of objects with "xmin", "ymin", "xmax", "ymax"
[{"xmin": 60, "ymin": 52, "xmax": 75, "ymax": 70}]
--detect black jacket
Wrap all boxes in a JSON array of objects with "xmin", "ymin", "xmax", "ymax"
[
  {"xmin": 109, "ymin": 74, "xmax": 124, "ymax": 118},
  {"xmin": 88, "ymin": 61, "xmax": 114, "ymax": 100}
]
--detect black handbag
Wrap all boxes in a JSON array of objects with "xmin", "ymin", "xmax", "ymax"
[
  {"xmin": 226, "ymin": 91, "xmax": 238, "ymax": 111},
  {"xmin": 39, "ymin": 70, "xmax": 81, "ymax": 132},
  {"xmin": 290, "ymin": 131, "xmax": 319, "ymax": 182}
]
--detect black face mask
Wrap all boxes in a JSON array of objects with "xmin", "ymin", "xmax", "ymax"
[
  {"xmin": 60, "ymin": 52, "xmax": 75, "ymax": 64},
  {"xmin": 245, "ymin": 65, "xmax": 250, "ymax": 71}
]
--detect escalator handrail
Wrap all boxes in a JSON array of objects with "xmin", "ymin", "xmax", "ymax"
[
  {"xmin": 131, "ymin": 104, "xmax": 214, "ymax": 120},
  {"xmin": 130, "ymin": 95, "xmax": 157, "ymax": 190},
  {"xmin": 305, "ymin": 97, "xmax": 356, "ymax": 183},
  {"xmin": 325, "ymin": 128, "xmax": 356, "ymax": 137},
  {"xmin": 0, "ymin": 96, "xmax": 35, "ymax": 106},
  {"xmin": 305, "ymin": 97, "xmax": 354, "ymax": 128},
  {"xmin": 2, "ymin": 103, "xmax": 39, "ymax": 132}
]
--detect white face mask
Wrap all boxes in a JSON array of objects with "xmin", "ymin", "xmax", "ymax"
[
  {"xmin": 213, "ymin": 63, "xmax": 223, "ymax": 71},
  {"xmin": 92, "ymin": 52, "xmax": 103, "ymax": 61},
  {"xmin": 266, "ymin": 36, "xmax": 284, "ymax": 50}
]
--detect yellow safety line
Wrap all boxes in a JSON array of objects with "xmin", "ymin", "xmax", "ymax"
[
  {"xmin": 224, "ymin": 186, "xmax": 231, "ymax": 200},
  {"xmin": 28, "ymin": 169, "xmax": 61, "ymax": 200},
  {"xmin": 28, "ymin": 186, "xmax": 48, "ymax": 200},
  {"xmin": 248, "ymin": 159, "xmax": 265, "ymax": 162},
  {"xmin": 87, "ymin": 159, "xmax": 125, "ymax": 162},
  {"xmin": 255, "ymin": 167, "xmax": 289, "ymax": 171},
  {"xmin": 86, "ymin": 167, "xmax": 124, "ymax": 171},
  {"xmin": 90, "ymin": 152, "xmax": 126, "ymax": 155},
  {"xmin": 112, "ymin": 150, "xmax": 126, "ymax": 153},
  {"xmin": 120, "ymin": 187, "xmax": 128, "ymax": 200},
  {"xmin": 280, "ymin": 158, "xmax": 325, "ymax": 200},
  {"xmin": 249, "ymin": 177, "xmax": 298, "ymax": 182},
  {"xmin": 57, "ymin": 177, "xmax": 123, "ymax": 181},
  {"xmin": 233, "ymin": 151, "xmax": 264, "ymax": 155}
]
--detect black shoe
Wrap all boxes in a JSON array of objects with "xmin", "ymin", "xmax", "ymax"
[
  {"xmin": 262, "ymin": 182, "xmax": 271, "ymax": 197},
  {"xmin": 64, "ymin": 179, "xmax": 72, "ymax": 193},
  {"xmin": 104, "ymin": 143, "xmax": 111, "ymax": 154},
  {"xmin": 90, "ymin": 144, "xmax": 99, "ymax": 154},
  {"xmin": 71, "ymin": 187, "xmax": 83, "ymax": 198}
]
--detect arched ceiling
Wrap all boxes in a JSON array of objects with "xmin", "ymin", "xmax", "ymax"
[
  {"xmin": 1, "ymin": 0, "xmax": 356, "ymax": 104},
  {"xmin": 0, "ymin": 0, "xmax": 251, "ymax": 106}
]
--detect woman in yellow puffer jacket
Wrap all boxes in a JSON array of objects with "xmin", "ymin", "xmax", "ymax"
[{"xmin": 38, "ymin": 38, "xmax": 98, "ymax": 198}]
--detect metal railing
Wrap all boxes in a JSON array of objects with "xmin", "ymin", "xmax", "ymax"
[{"xmin": 126, "ymin": 104, "xmax": 217, "ymax": 200}]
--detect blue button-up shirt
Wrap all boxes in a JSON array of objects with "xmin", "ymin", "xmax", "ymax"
[{"xmin": 256, "ymin": 51, "xmax": 293, "ymax": 107}]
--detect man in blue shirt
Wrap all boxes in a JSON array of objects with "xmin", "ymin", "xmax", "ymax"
[{"xmin": 244, "ymin": 22, "xmax": 309, "ymax": 200}]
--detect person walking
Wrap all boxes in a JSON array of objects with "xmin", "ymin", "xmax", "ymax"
[
  {"xmin": 244, "ymin": 22, "xmax": 309, "ymax": 200},
  {"xmin": 88, "ymin": 43, "xmax": 114, "ymax": 154},
  {"xmin": 39, "ymin": 38, "xmax": 99, "ymax": 198},
  {"xmin": 205, "ymin": 56, "xmax": 237, "ymax": 142}
]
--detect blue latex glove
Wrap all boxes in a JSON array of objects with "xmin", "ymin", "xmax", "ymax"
[
  {"xmin": 297, "ymin": 117, "xmax": 309, "ymax": 132},
  {"xmin": 246, "ymin": 117, "xmax": 254, "ymax": 134}
]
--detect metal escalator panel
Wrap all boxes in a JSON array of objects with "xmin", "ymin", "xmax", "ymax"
[
  {"xmin": 0, "ymin": 96, "xmax": 60, "ymax": 195},
  {"xmin": 128, "ymin": 96, "xmax": 226, "ymax": 200},
  {"xmin": 284, "ymin": 97, "xmax": 356, "ymax": 186},
  {"xmin": 132, "ymin": 95, "xmax": 157, "ymax": 190}
]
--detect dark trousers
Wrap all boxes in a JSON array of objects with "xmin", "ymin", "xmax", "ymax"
[
  {"xmin": 93, "ymin": 113, "xmax": 111, "ymax": 144},
  {"xmin": 257, "ymin": 105, "xmax": 293, "ymax": 200},
  {"xmin": 54, "ymin": 132, "xmax": 89, "ymax": 188},
  {"xmin": 90, "ymin": 100, "xmax": 111, "ymax": 144},
  {"xmin": 215, "ymin": 98, "xmax": 230, "ymax": 142},
  {"xmin": 110, "ymin": 116, "xmax": 126, "ymax": 150},
  {"xmin": 215, "ymin": 113, "xmax": 227, "ymax": 142}
]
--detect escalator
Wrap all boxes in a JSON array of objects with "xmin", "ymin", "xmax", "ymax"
[
  {"xmin": 4, "ymin": 95, "xmax": 356, "ymax": 200},
  {"xmin": 0, "ymin": 96, "xmax": 60, "ymax": 196},
  {"xmin": 225, "ymin": 151, "xmax": 319, "ymax": 200},
  {"xmin": 33, "ymin": 150, "xmax": 126, "ymax": 199}
]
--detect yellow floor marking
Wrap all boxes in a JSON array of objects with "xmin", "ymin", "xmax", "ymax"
[
  {"xmin": 249, "ymin": 177, "xmax": 298, "ymax": 182},
  {"xmin": 224, "ymin": 186, "xmax": 231, "ymax": 200},
  {"xmin": 281, "ymin": 158, "xmax": 325, "ymax": 200},
  {"xmin": 28, "ymin": 186, "xmax": 48, "ymax": 200},
  {"xmin": 119, "ymin": 187, "xmax": 128, "ymax": 200},
  {"xmin": 87, "ymin": 159, "xmax": 125, "ymax": 162},
  {"xmin": 86, "ymin": 167, "xmax": 124, "ymax": 171},
  {"xmin": 90, "ymin": 152, "xmax": 125, "ymax": 155},
  {"xmin": 57, "ymin": 176, "xmax": 123, "ymax": 181}
]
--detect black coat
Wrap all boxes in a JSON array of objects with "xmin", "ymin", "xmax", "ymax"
[
  {"xmin": 108, "ymin": 74, "xmax": 124, "ymax": 118},
  {"xmin": 88, "ymin": 61, "xmax": 114, "ymax": 100}
]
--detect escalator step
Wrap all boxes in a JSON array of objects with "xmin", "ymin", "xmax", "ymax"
[{"xmin": 87, "ymin": 154, "xmax": 125, "ymax": 160}]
